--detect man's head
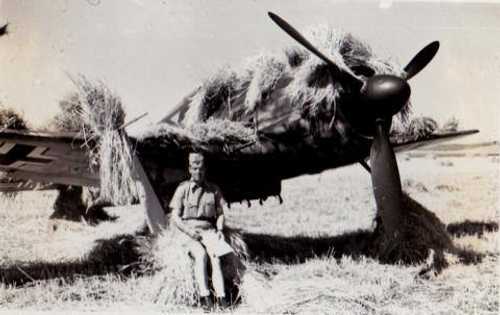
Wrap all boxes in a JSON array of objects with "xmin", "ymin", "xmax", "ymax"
[{"xmin": 188, "ymin": 152, "xmax": 206, "ymax": 184}]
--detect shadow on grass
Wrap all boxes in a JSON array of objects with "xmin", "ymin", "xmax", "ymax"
[
  {"xmin": 242, "ymin": 219, "xmax": 497, "ymax": 265},
  {"xmin": 242, "ymin": 230, "xmax": 374, "ymax": 264},
  {"xmin": 0, "ymin": 234, "xmax": 148, "ymax": 287},
  {"xmin": 0, "ymin": 219, "xmax": 496, "ymax": 287},
  {"xmin": 447, "ymin": 220, "xmax": 498, "ymax": 238}
]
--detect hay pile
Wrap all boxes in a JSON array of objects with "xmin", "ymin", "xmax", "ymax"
[
  {"xmin": 142, "ymin": 222, "xmax": 248, "ymax": 306},
  {"xmin": 63, "ymin": 76, "xmax": 138, "ymax": 206},
  {"xmin": 179, "ymin": 26, "xmax": 407, "ymax": 127},
  {"xmin": 135, "ymin": 119, "xmax": 256, "ymax": 153},
  {"xmin": 45, "ymin": 86, "xmax": 122, "ymax": 221},
  {"xmin": 135, "ymin": 26, "xmax": 412, "ymax": 151},
  {"xmin": 369, "ymin": 193, "xmax": 482, "ymax": 274},
  {"xmin": 370, "ymin": 193, "xmax": 453, "ymax": 265}
]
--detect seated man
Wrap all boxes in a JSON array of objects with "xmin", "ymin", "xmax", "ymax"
[{"xmin": 170, "ymin": 152, "xmax": 229, "ymax": 311}]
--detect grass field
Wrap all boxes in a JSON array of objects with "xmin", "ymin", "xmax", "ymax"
[{"xmin": 0, "ymin": 142, "xmax": 498, "ymax": 314}]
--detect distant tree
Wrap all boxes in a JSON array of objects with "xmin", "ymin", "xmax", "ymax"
[
  {"xmin": 0, "ymin": 106, "xmax": 29, "ymax": 198},
  {"xmin": 407, "ymin": 116, "xmax": 438, "ymax": 140},
  {"xmin": 441, "ymin": 116, "xmax": 459, "ymax": 132},
  {"xmin": 0, "ymin": 105, "xmax": 28, "ymax": 130},
  {"xmin": 47, "ymin": 92, "xmax": 84, "ymax": 132}
]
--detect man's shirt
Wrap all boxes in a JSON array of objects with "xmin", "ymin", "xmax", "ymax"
[{"xmin": 170, "ymin": 180, "xmax": 224, "ymax": 223}]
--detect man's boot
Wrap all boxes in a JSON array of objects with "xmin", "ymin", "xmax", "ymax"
[
  {"xmin": 217, "ymin": 296, "xmax": 230, "ymax": 310},
  {"xmin": 200, "ymin": 296, "xmax": 214, "ymax": 312}
]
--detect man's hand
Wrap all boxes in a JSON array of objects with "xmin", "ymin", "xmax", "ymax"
[{"xmin": 216, "ymin": 230, "xmax": 224, "ymax": 240}]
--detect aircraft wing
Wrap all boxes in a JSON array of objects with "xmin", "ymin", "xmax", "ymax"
[
  {"xmin": 0, "ymin": 129, "xmax": 99, "ymax": 191},
  {"xmin": 392, "ymin": 129, "xmax": 479, "ymax": 153}
]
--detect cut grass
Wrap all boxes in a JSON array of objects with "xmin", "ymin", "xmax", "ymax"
[{"xmin": 0, "ymin": 154, "xmax": 498, "ymax": 314}]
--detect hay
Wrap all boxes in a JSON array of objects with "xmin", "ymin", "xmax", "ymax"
[
  {"xmin": 370, "ymin": 193, "xmax": 483, "ymax": 268},
  {"xmin": 184, "ymin": 68, "xmax": 246, "ymax": 126},
  {"xmin": 176, "ymin": 25, "xmax": 409, "ymax": 132},
  {"xmin": 70, "ymin": 75, "xmax": 138, "ymax": 205},
  {"xmin": 42, "ymin": 76, "xmax": 136, "ymax": 210},
  {"xmin": 236, "ymin": 193, "xmax": 483, "ymax": 275},
  {"xmin": 370, "ymin": 193, "xmax": 452, "ymax": 265},
  {"xmin": 390, "ymin": 116, "xmax": 439, "ymax": 143},
  {"xmin": 143, "ymin": 227, "xmax": 199, "ymax": 306},
  {"xmin": 243, "ymin": 54, "xmax": 287, "ymax": 113},
  {"xmin": 131, "ymin": 25, "xmax": 425, "ymax": 162},
  {"xmin": 43, "ymin": 94, "xmax": 109, "ymax": 220},
  {"xmin": 135, "ymin": 119, "xmax": 256, "ymax": 153},
  {"xmin": 283, "ymin": 27, "xmax": 361, "ymax": 118},
  {"xmin": 143, "ymin": 222, "xmax": 248, "ymax": 306}
]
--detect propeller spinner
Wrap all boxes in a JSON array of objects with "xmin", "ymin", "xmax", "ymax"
[{"xmin": 268, "ymin": 12, "xmax": 439, "ymax": 237}]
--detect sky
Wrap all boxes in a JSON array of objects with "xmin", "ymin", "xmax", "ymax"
[{"xmin": 0, "ymin": 0, "xmax": 499, "ymax": 140}]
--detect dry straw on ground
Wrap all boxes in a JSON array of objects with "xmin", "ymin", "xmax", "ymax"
[{"xmin": 0, "ymin": 153, "xmax": 498, "ymax": 313}]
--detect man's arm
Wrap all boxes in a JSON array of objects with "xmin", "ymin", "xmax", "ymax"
[
  {"xmin": 214, "ymin": 186, "xmax": 227, "ymax": 235},
  {"xmin": 216, "ymin": 214, "xmax": 225, "ymax": 232}
]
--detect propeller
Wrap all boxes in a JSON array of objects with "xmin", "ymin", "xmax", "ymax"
[
  {"xmin": 370, "ymin": 120, "xmax": 403, "ymax": 235},
  {"xmin": 0, "ymin": 23, "xmax": 8, "ymax": 37},
  {"xmin": 268, "ymin": 12, "xmax": 439, "ymax": 237},
  {"xmin": 268, "ymin": 12, "xmax": 363, "ymax": 90},
  {"xmin": 403, "ymin": 41, "xmax": 440, "ymax": 80}
]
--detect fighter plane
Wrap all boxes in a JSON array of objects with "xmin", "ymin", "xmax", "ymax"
[{"xmin": 0, "ymin": 13, "xmax": 478, "ymax": 241}]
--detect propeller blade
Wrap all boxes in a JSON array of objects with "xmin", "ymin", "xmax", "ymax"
[
  {"xmin": 268, "ymin": 12, "xmax": 363, "ymax": 90},
  {"xmin": 370, "ymin": 120, "xmax": 404, "ymax": 236},
  {"xmin": 0, "ymin": 23, "xmax": 8, "ymax": 36},
  {"xmin": 403, "ymin": 41, "xmax": 440, "ymax": 80}
]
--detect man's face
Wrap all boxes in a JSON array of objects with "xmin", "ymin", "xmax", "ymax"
[{"xmin": 189, "ymin": 153, "xmax": 206, "ymax": 183}]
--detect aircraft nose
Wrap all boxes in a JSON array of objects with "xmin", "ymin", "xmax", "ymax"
[{"xmin": 361, "ymin": 75, "xmax": 411, "ymax": 118}]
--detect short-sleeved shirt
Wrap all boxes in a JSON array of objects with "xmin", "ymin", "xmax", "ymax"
[{"xmin": 170, "ymin": 180, "xmax": 224, "ymax": 224}]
